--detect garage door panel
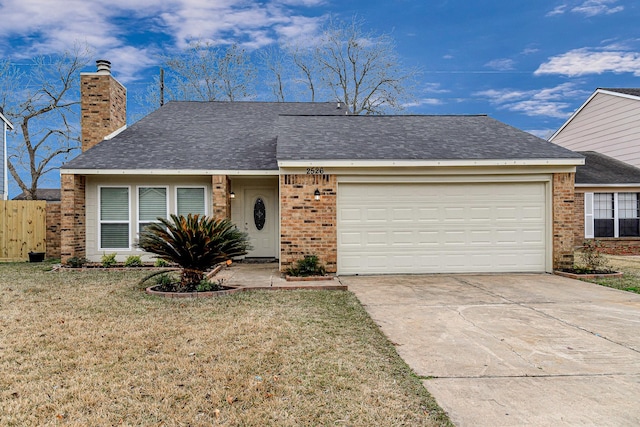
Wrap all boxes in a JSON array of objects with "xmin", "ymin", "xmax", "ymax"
[{"xmin": 338, "ymin": 182, "xmax": 547, "ymax": 274}]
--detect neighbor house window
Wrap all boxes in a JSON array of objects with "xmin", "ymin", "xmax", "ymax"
[
  {"xmin": 100, "ymin": 187, "xmax": 130, "ymax": 249},
  {"xmin": 177, "ymin": 187, "xmax": 206, "ymax": 216},
  {"xmin": 138, "ymin": 187, "xmax": 168, "ymax": 234},
  {"xmin": 585, "ymin": 192, "xmax": 640, "ymax": 238}
]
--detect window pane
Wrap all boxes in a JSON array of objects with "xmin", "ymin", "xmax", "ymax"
[
  {"xmin": 594, "ymin": 193, "xmax": 613, "ymax": 219},
  {"xmin": 101, "ymin": 187, "xmax": 129, "ymax": 221},
  {"xmin": 618, "ymin": 193, "xmax": 639, "ymax": 219},
  {"xmin": 594, "ymin": 219, "xmax": 614, "ymax": 237},
  {"xmin": 177, "ymin": 188, "xmax": 205, "ymax": 216},
  {"xmin": 101, "ymin": 223, "xmax": 129, "ymax": 248},
  {"xmin": 139, "ymin": 187, "xmax": 167, "ymax": 221}
]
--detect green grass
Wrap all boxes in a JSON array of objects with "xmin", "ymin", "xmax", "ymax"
[
  {"xmin": 0, "ymin": 262, "xmax": 452, "ymax": 426},
  {"xmin": 582, "ymin": 255, "xmax": 640, "ymax": 294}
]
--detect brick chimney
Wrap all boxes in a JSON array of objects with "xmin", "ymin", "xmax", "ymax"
[{"xmin": 80, "ymin": 60, "xmax": 127, "ymax": 152}]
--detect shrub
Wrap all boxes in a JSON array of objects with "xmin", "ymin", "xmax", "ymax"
[
  {"xmin": 101, "ymin": 253, "xmax": 117, "ymax": 268},
  {"xmin": 287, "ymin": 255, "xmax": 326, "ymax": 277},
  {"xmin": 65, "ymin": 257, "xmax": 88, "ymax": 268},
  {"xmin": 138, "ymin": 214, "xmax": 250, "ymax": 292},
  {"xmin": 154, "ymin": 258, "xmax": 170, "ymax": 267},
  {"xmin": 578, "ymin": 240, "xmax": 611, "ymax": 272},
  {"xmin": 124, "ymin": 255, "xmax": 143, "ymax": 267},
  {"xmin": 196, "ymin": 278, "xmax": 226, "ymax": 292}
]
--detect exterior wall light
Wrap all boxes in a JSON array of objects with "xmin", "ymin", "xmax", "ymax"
[
  {"xmin": 314, "ymin": 189, "xmax": 321, "ymax": 200},
  {"xmin": 230, "ymin": 191, "xmax": 235, "ymax": 199}
]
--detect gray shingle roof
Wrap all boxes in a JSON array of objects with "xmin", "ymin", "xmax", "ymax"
[
  {"xmin": 600, "ymin": 88, "xmax": 640, "ymax": 97},
  {"xmin": 276, "ymin": 115, "xmax": 583, "ymax": 161},
  {"xmin": 576, "ymin": 151, "xmax": 640, "ymax": 184},
  {"xmin": 63, "ymin": 101, "xmax": 346, "ymax": 171},
  {"xmin": 63, "ymin": 102, "xmax": 582, "ymax": 171}
]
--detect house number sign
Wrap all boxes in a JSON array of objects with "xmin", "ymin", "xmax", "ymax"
[{"xmin": 306, "ymin": 167, "xmax": 324, "ymax": 174}]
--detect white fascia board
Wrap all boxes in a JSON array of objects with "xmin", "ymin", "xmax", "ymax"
[
  {"xmin": 548, "ymin": 88, "xmax": 640, "ymax": 142},
  {"xmin": 59, "ymin": 168, "xmax": 280, "ymax": 176},
  {"xmin": 278, "ymin": 158, "xmax": 585, "ymax": 168},
  {"xmin": 0, "ymin": 112, "xmax": 13, "ymax": 130},
  {"xmin": 103, "ymin": 125, "xmax": 127, "ymax": 140},
  {"xmin": 576, "ymin": 183, "xmax": 640, "ymax": 187}
]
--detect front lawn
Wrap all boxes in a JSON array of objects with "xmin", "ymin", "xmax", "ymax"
[
  {"xmin": 0, "ymin": 262, "xmax": 451, "ymax": 426},
  {"xmin": 583, "ymin": 255, "xmax": 640, "ymax": 294}
]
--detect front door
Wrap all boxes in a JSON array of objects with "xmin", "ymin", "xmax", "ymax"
[{"xmin": 244, "ymin": 188, "xmax": 277, "ymax": 258}]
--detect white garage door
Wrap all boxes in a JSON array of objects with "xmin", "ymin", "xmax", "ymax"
[{"xmin": 338, "ymin": 182, "xmax": 547, "ymax": 275}]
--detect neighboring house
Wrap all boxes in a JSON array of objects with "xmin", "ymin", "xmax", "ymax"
[
  {"xmin": 550, "ymin": 88, "xmax": 640, "ymax": 254},
  {"xmin": 0, "ymin": 107, "xmax": 14, "ymax": 200},
  {"xmin": 13, "ymin": 188, "xmax": 61, "ymax": 201},
  {"xmin": 60, "ymin": 61, "xmax": 584, "ymax": 275}
]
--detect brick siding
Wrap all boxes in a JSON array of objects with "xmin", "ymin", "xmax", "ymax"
[
  {"xmin": 553, "ymin": 172, "xmax": 576, "ymax": 270},
  {"xmin": 280, "ymin": 174, "xmax": 337, "ymax": 273},
  {"xmin": 80, "ymin": 73, "xmax": 126, "ymax": 152},
  {"xmin": 212, "ymin": 175, "xmax": 231, "ymax": 219},
  {"xmin": 45, "ymin": 202, "xmax": 61, "ymax": 259},
  {"xmin": 60, "ymin": 174, "xmax": 86, "ymax": 262}
]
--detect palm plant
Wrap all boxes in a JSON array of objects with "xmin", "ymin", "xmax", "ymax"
[{"xmin": 138, "ymin": 214, "xmax": 250, "ymax": 291}]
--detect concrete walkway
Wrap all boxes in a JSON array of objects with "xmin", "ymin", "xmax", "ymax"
[
  {"xmin": 343, "ymin": 274, "xmax": 640, "ymax": 427},
  {"xmin": 214, "ymin": 262, "xmax": 346, "ymax": 290}
]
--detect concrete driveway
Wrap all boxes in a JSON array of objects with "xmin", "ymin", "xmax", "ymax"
[{"xmin": 343, "ymin": 274, "xmax": 640, "ymax": 426}]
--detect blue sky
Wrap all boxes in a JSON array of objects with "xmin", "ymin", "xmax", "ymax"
[{"xmin": 1, "ymin": 0, "xmax": 639, "ymax": 194}]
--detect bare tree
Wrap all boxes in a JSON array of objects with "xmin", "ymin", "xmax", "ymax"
[
  {"xmin": 263, "ymin": 17, "xmax": 419, "ymax": 114},
  {"xmin": 0, "ymin": 46, "xmax": 91, "ymax": 199},
  {"xmin": 162, "ymin": 42, "xmax": 256, "ymax": 102}
]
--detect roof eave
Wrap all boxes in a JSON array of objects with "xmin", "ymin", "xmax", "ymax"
[
  {"xmin": 59, "ymin": 168, "xmax": 280, "ymax": 176},
  {"xmin": 278, "ymin": 158, "xmax": 585, "ymax": 168}
]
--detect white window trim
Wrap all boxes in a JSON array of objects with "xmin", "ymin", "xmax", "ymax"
[
  {"xmin": 175, "ymin": 186, "xmax": 209, "ymax": 217},
  {"xmin": 585, "ymin": 192, "xmax": 639, "ymax": 238},
  {"xmin": 98, "ymin": 185, "xmax": 132, "ymax": 251},
  {"xmin": 137, "ymin": 185, "xmax": 170, "ymax": 234}
]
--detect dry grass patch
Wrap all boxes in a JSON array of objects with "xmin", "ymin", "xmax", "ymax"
[{"xmin": 0, "ymin": 262, "xmax": 451, "ymax": 426}]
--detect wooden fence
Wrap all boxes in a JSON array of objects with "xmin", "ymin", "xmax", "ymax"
[{"xmin": 0, "ymin": 200, "xmax": 47, "ymax": 261}]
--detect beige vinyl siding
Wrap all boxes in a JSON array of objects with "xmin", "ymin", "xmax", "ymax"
[
  {"xmin": 85, "ymin": 175, "xmax": 211, "ymax": 262},
  {"xmin": 552, "ymin": 92, "xmax": 640, "ymax": 168}
]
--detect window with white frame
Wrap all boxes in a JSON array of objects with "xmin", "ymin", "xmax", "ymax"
[
  {"xmin": 176, "ymin": 187, "xmax": 206, "ymax": 216},
  {"xmin": 585, "ymin": 192, "xmax": 640, "ymax": 238},
  {"xmin": 138, "ymin": 187, "xmax": 168, "ymax": 234},
  {"xmin": 100, "ymin": 187, "xmax": 130, "ymax": 249}
]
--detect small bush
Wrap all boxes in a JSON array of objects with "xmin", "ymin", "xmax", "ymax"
[
  {"xmin": 196, "ymin": 278, "xmax": 226, "ymax": 292},
  {"xmin": 578, "ymin": 240, "xmax": 612, "ymax": 272},
  {"xmin": 287, "ymin": 255, "xmax": 326, "ymax": 277},
  {"xmin": 155, "ymin": 273, "xmax": 174, "ymax": 287},
  {"xmin": 101, "ymin": 253, "xmax": 117, "ymax": 268},
  {"xmin": 65, "ymin": 257, "xmax": 88, "ymax": 268},
  {"xmin": 124, "ymin": 255, "xmax": 143, "ymax": 268},
  {"xmin": 154, "ymin": 258, "xmax": 170, "ymax": 267}
]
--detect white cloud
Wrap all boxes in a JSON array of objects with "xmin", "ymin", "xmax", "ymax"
[
  {"xmin": 535, "ymin": 47, "xmax": 640, "ymax": 76},
  {"xmin": 403, "ymin": 98, "xmax": 442, "ymax": 108},
  {"xmin": 485, "ymin": 58, "xmax": 516, "ymax": 71},
  {"xmin": 0, "ymin": 0, "xmax": 324, "ymax": 77},
  {"xmin": 547, "ymin": 0, "xmax": 623, "ymax": 17},
  {"xmin": 474, "ymin": 83, "xmax": 588, "ymax": 119}
]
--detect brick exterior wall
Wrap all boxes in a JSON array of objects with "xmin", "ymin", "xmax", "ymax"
[
  {"xmin": 574, "ymin": 190, "xmax": 640, "ymax": 255},
  {"xmin": 553, "ymin": 172, "xmax": 576, "ymax": 270},
  {"xmin": 80, "ymin": 72, "xmax": 126, "ymax": 152},
  {"xmin": 45, "ymin": 202, "xmax": 61, "ymax": 259},
  {"xmin": 212, "ymin": 175, "xmax": 230, "ymax": 219},
  {"xmin": 60, "ymin": 174, "xmax": 86, "ymax": 262},
  {"xmin": 280, "ymin": 174, "xmax": 337, "ymax": 273}
]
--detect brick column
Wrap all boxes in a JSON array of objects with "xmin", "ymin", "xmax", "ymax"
[
  {"xmin": 553, "ymin": 172, "xmax": 576, "ymax": 270},
  {"xmin": 45, "ymin": 202, "xmax": 61, "ymax": 259},
  {"xmin": 60, "ymin": 174, "xmax": 86, "ymax": 262},
  {"xmin": 280, "ymin": 174, "xmax": 337, "ymax": 273},
  {"xmin": 574, "ymin": 191, "xmax": 585, "ymax": 248},
  {"xmin": 212, "ymin": 175, "xmax": 230, "ymax": 219}
]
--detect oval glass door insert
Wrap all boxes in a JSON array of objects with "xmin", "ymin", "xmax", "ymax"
[{"xmin": 254, "ymin": 197, "xmax": 266, "ymax": 230}]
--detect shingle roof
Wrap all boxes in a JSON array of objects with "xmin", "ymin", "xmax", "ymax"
[
  {"xmin": 276, "ymin": 115, "xmax": 583, "ymax": 161},
  {"xmin": 63, "ymin": 101, "xmax": 346, "ymax": 171},
  {"xmin": 600, "ymin": 88, "xmax": 640, "ymax": 97},
  {"xmin": 576, "ymin": 151, "xmax": 640, "ymax": 184},
  {"xmin": 63, "ymin": 102, "xmax": 582, "ymax": 171},
  {"xmin": 13, "ymin": 188, "xmax": 61, "ymax": 201}
]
